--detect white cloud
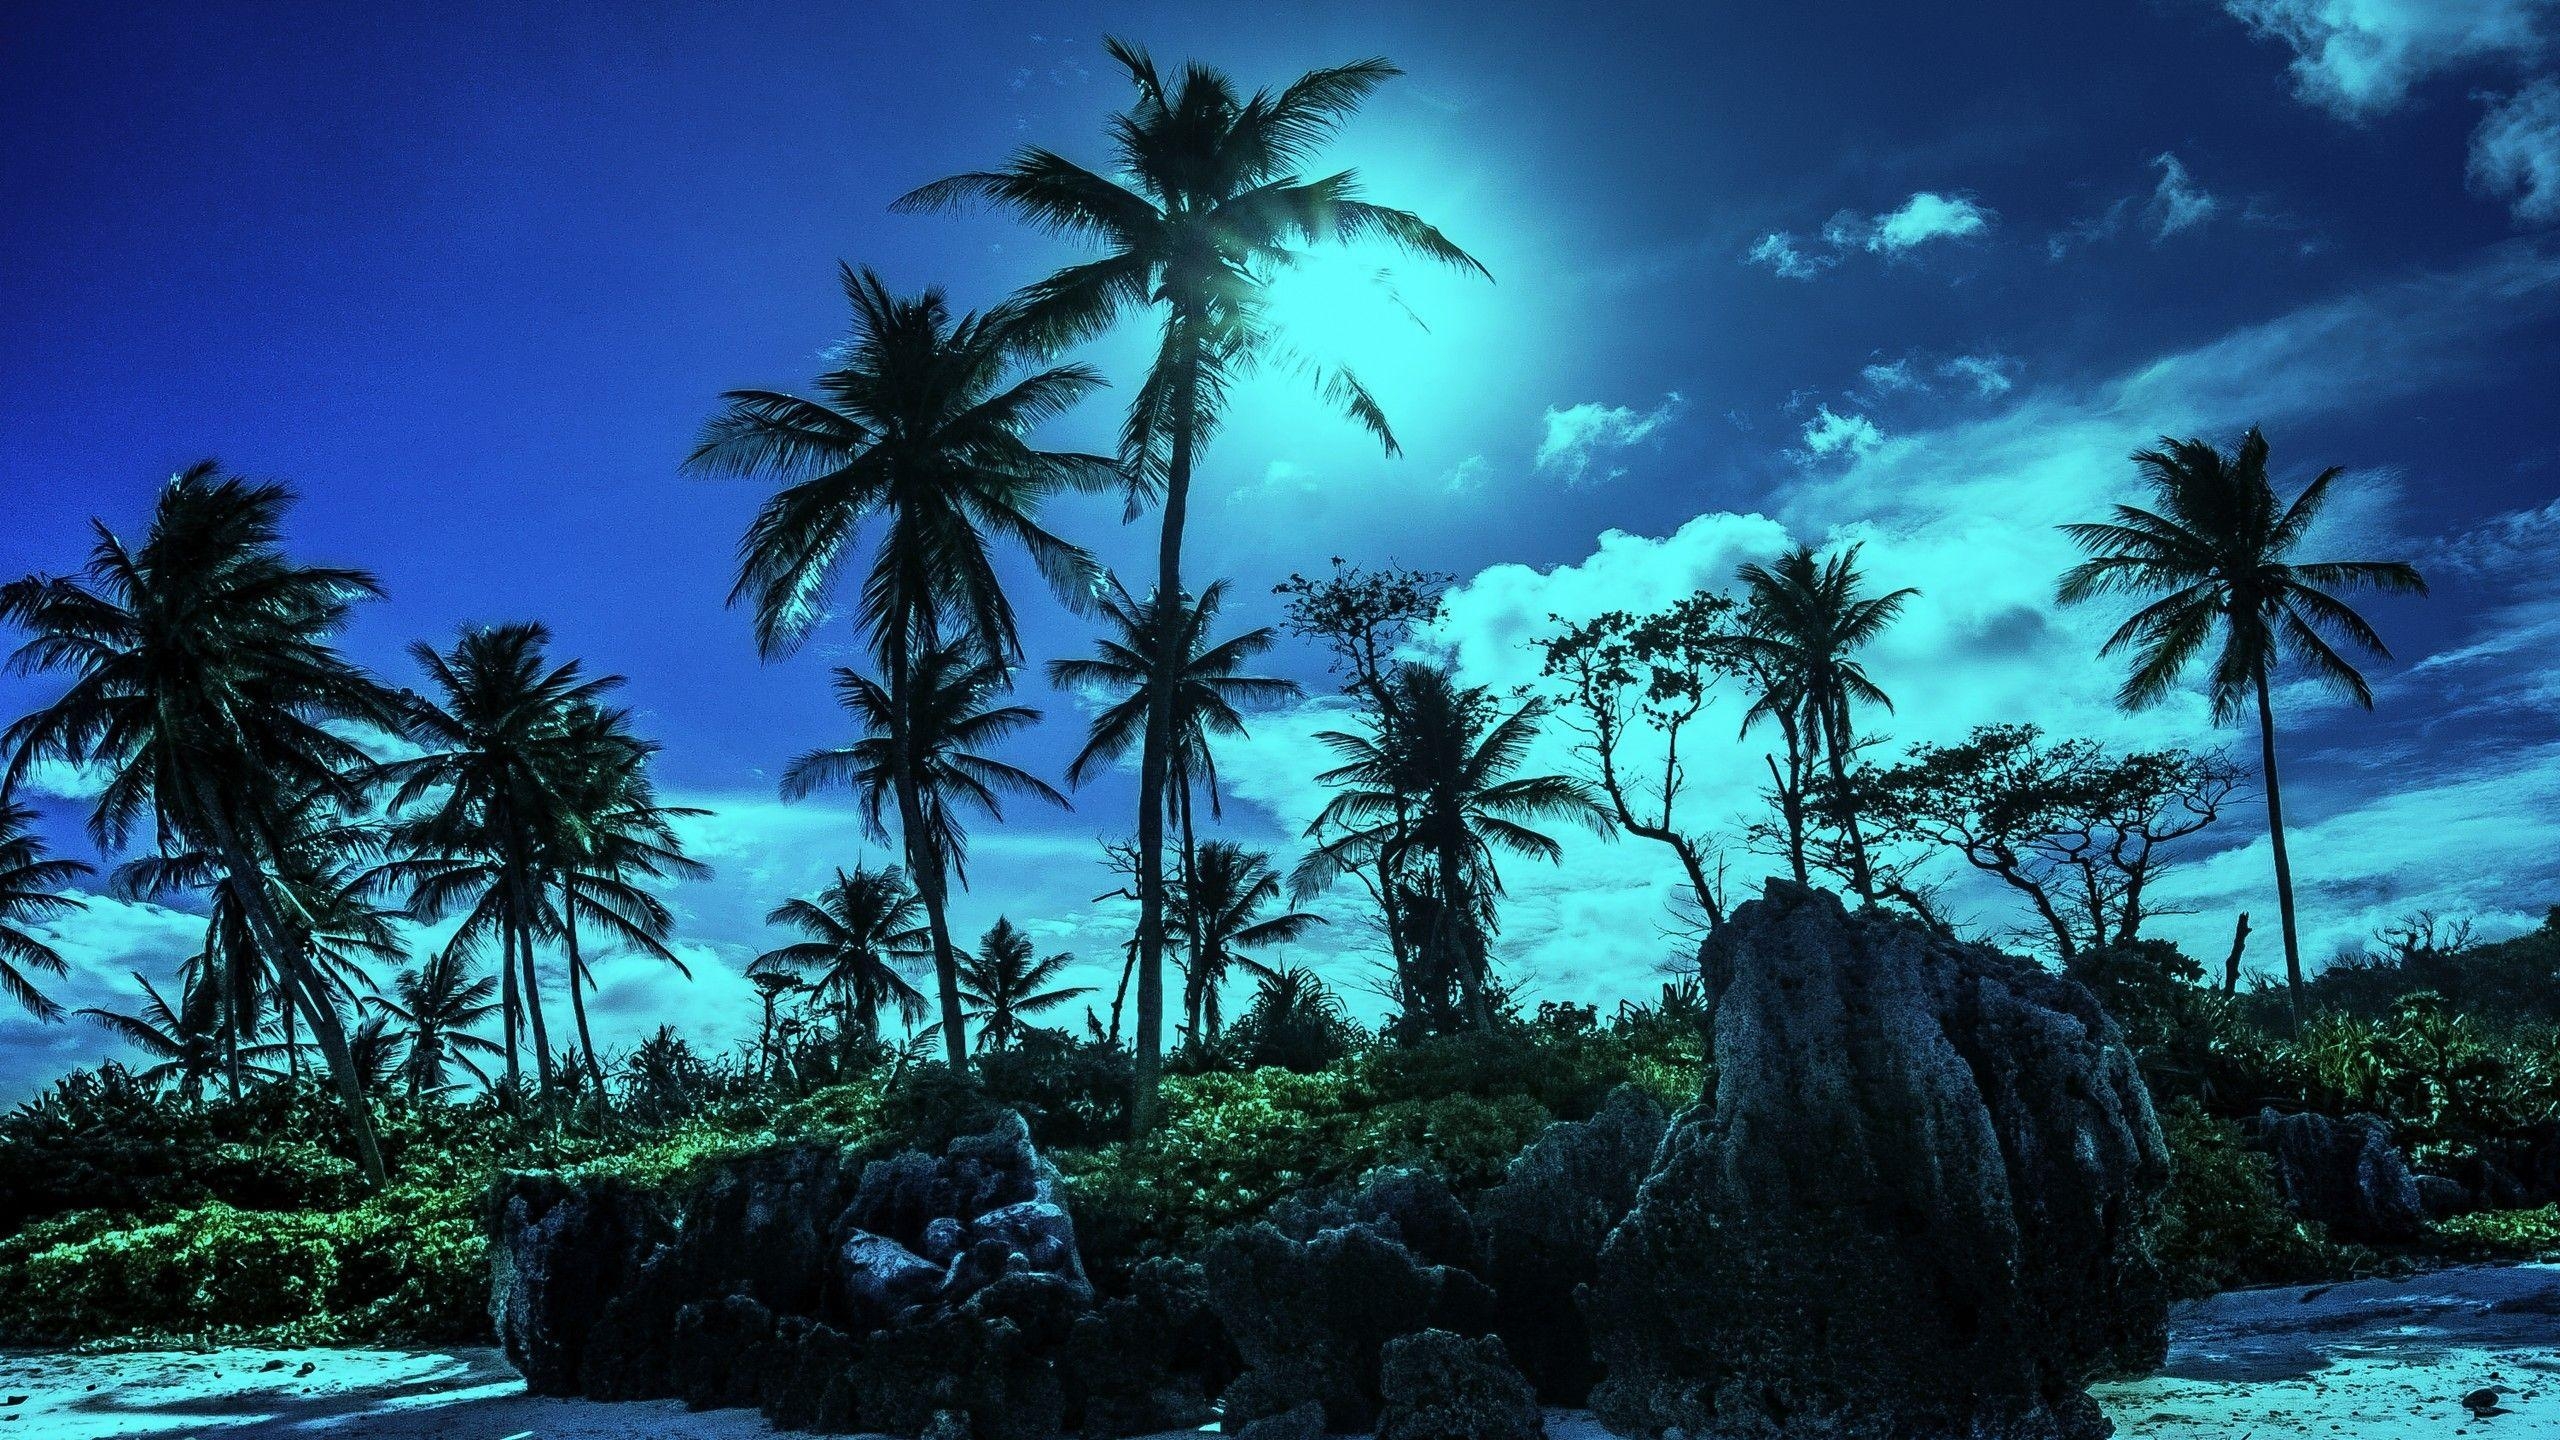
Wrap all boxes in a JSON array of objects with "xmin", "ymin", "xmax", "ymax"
[
  {"xmin": 1745, "ymin": 231, "xmax": 1836, "ymax": 280},
  {"xmin": 2470, "ymin": 78, "xmax": 2560, "ymax": 222},
  {"xmin": 1855, "ymin": 191, "xmax": 1997, "ymax": 252},
  {"xmin": 1442, "ymin": 454, "xmax": 1491, "ymax": 492},
  {"xmin": 1534, "ymin": 392, "xmax": 1688, "ymax": 483},
  {"xmin": 1939, "ymin": 353, "xmax": 2019, "ymax": 396},
  {"xmin": 2149, "ymin": 152, "xmax": 2223, "ymax": 238},
  {"xmin": 1797, "ymin": 406, "xmax": 1886, "ymax": 461},
  {"xmin": 2221, "ymin": 0, "xmax": 2557, "ymax": 118},
  {"xmin": 1859, "ymin": 359, "xmax": 1926, "ymax": 394}
]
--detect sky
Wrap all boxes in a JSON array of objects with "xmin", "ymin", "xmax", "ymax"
[{"xmin": 4, "ymin": 0, "xmax": 2558, "ymax": 1098}]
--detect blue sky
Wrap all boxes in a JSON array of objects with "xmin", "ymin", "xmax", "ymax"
[{"xmin": 5, "ymin": 1, "xmax": 2558, "ymax": 1095}]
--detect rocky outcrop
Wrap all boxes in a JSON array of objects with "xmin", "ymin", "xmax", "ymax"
[
  {"xmin": 1203, "ymin": 1205, "xmax": 1496, "ymax": 1432},
  {"xmin": 1376, "ymin": 1330, "xmax": 1544, "ymax": 1440},
  {"xmin": 2252, "ymin": 1109, "xmax": 2428, "ymax": 1244},
  {"xmin": 490, "ymin": 1111, "xmax": 1192, "ymax": 1438},
  {"xmin": 1472, "ymin": 1086, "xmax": 1666, "ymax": 1403},
  {"xmin": 1585, "ymin": 882, "xmax": 2171, "ymax": 1440}
]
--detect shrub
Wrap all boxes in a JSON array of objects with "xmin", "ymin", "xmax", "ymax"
[
  {"xmin": 2151, "ymin": 1102, "xmax": 2368, "ymax": 1298},
  {"xmin": 2431, "ymin": 1204, "xmax": 2560, "ymax": 1259}
]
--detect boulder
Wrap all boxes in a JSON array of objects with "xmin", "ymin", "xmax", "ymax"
[
  {"xmin": 1204, "ymin": 1219, "xmax": 1493, "ymax": 1432},
  {"xmin": 2253, "ymin": 1109, "xmax": 2427, "ymax": 1244},
  {"xmin": 1471, "ymin": 1086, "xmax": 1666, "ymax": 1403},
  {"xmin": 1230, "ymin": 1400, "xmax": 1325, "ymax": 1440},
  {"xmin": 1585, "ymin": 882, "xmax": 2170, "ymax": 1440},
  {"xmin": 488, "ymin": 1174, "xmax": 674, "ymax": 1395},
  {"xmin": 1376, "ymin": 1330, "xmax": 1544, "ymax": 1440},
  {"xmin": 1061, "ymin": 1258, "xmax": 1228, "ymax": 1439}
]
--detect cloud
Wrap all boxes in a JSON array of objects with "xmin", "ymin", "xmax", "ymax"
[
  {"xmin": 1746, "ymin": 192, "xmax": 1994, "ymax": 279},
  {"xmin": 1534, "ymin": 392, "xmax": 1688, "ymax": 483},
  {"xmin": 0, "ymin": 891, "xmax": 207, "ymax": 1104},
  {"xmin": 2470, "ymin": 78, "xmax": 2560, "ymax": 222},
  {"xmin": 1849, "ymin": 192, "xmax": 1997, "ymax": 252},
  {"xmin": 1796, "ymin": 406, "xmax": 1886, "ymax": 461},
  {"xmin": 1859, "ymin": 359, "xmax": 1926, "ymax": 394},
  {"xmin": 1441, "ymin": 454, "xmax": 1491, "ymax": 492},
  {"xmin": 2149, "ymin": 152, "xmax": 2223, "ymax": 238},
  {"xmin": 1939, "ymin": 353, "xmax": 2020, "ymax": 396},
  {"xmin": 2221, "ymin": 0, "xmax": 2557, "ymax": 118},
  {"xmin": 1745, "ymin": 231, "xmax": 1837, "ymax": 280}
]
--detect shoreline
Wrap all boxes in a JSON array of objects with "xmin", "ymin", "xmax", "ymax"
[{"xmin": 5, "ymin": 1263, "xmax": 2553, "ymax": 1439}]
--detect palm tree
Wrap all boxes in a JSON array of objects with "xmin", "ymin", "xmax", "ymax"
[
  {"xmin": 958, "ymin": 917, "xmax": 1092, "ymax": 1052},
  {"xmin": 1297, "ymin": 663, "xmax": 1612, "ymax": 1032},
  {"xmin": 756, "ymin": 865, "xmax": 932, "ymax": 1058},
  {"xmin": 781, "ymin": 643, "xmax": 1068, "ymax": 1063},
  {"xmin": 2059, "ymin": 427, "xmax": 2424, "ymax": 1030},
  {"xmin": 543, "ymin": 705, "xmax": 708, "ymax": 1104},
  {"xmin": 688, "ymin": 266, "xmax": 1112, "ymax": 1076},
  {"xmin": 1170, "ymin": 841, "xmax": 1325, "ymax": 1043},
  {"xmin": 79, "ymin": 969, "xmax": 275, "ymax": 1100},
  {"xmin": 368, "ymin": 950, "xmax": 503, "ymax": 1097},
  {"xmin": 372, "ymin": 622, "xmax": 616, "ymax": 1106},
  {"xmin": 744, "ymin": 953, "xmax": 805, "ymax": 1084},
  {"xmin": 1, "ymin": 464, "xmax": 405, "ymax": 1182},
  {"xmin": 903, "ymin": 41, "xmax": 1486, "ymax": 1127},
  {"xmin": 1048, "ymin": 578, "xmax": 1300, "ymax": 1016},
  {"xmin": 0, "ymin": 801, "xmax": 92, "ymax": 1021},
  {"xmin": 1732, "ymin": 545, "xmax": 1915, "ymax": 905}
]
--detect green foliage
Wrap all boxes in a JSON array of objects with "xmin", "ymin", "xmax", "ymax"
[
  {"xmin": 2431, "ymin": 1204, "xmax": 2560, "ymax": 1259},
  {"xmin": 2276, "ymin": 995, "xmax": 2556, "ymax": 1170},
  {"xmin": 2151, "ymin": 1102, "xmax": 2369, "ymax": 1299}
]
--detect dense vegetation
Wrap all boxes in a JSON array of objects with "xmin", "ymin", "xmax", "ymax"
[{"xmin": 0, "ymin": 35, "xmax": 2549, "ymax": 1354}]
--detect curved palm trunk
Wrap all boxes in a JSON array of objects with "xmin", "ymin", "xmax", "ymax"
[
  {"xmin": 1175, "ymin": 775, "xmax": 1207, "ymax": 1048},
  {"xmin": 562, "ymin": 902, "xmax": 609, "ymax": 1111},
  {"xmin": 1132, "ymin": 338, "xmax": 1201, "ymax": 1135},
  {"xmin": 2253, "ymin": 667, "xmax": 2306, "ymax": 1035},
  {"xmin": 498, "ymin": 914, "xmax": 522, "ymax": 1105},
  {"xmin": 1821, "ymin": 695, "xmax": 1877, "ymax": 904},
  {"xmin": 511, "ymin": 886, "xmax": 556, "ymax": 1108},
  {"xmin": 891, "ymin": 728, "xmax": 970, "ymax": 1075}
]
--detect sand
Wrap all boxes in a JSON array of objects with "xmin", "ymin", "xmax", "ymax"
[{"xmin": 4, "ymin": 1263, "xmax": 2553, "ymax": 1439}]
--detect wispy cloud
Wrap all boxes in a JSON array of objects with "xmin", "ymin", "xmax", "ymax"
[
  {"xmin": 2470, "ymin": 78, "xmax": 2560, "ymax": 223},
  {"xmin": 1796, "ymin": 406, "xmax": 1886, "ymax": 462},
  {"xmin": 1745, "ymin": 191, "xmax": 1994, "ymax": 278},
  {"xmin": 1940, "ymin": 353, "xmax": 2019, "ymax": 396},
  {"xmin": 2221, "ymin": 0, "xmax": 2556, "ymax": 119},
  {"xmin": 1744, "ymin": 231, "xmax": 1837, "ymax": 280},
  {"xmin": 2149, "ymin": 152, "xmax": 2223, "ymax": 238},
  {"xmin": 1534, "ymin": 392, "xmax": 1688, "ymax": 483}
]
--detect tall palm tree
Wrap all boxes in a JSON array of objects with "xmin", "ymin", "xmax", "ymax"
[
  {"xmin": 744, "ymin": 952, "xmax": 806, "ymax": 1084},
  {"xmin": 0, "ymin": 801, "xmax": 92, "ymax": 1022},
  {"xmin": 2059, "ymin": 427, "xmax": 2424, "ymax": 1030},
  {"xmin": 372, "ymin": 622, "xmax": 616, "ymax": 1105},
  {"xmin": 903, "ymin": 41, "xmax": 1486, "ymax": 1126},
  {"xmin": 1048, "ymin": 578, "xmax": 1301, "ymax": 1008},
  {"xmin": 689, "ymin": 267, "xmax": 1112, "ymax": 1076},
  {"xmin": 1732, "ymin": 545, "xmax": 1915, "ymax": 905},
  {"xmin": 368, "ymin": 950, "xmax": 503, "ymax": 1097},
  {"xmin": 1297, "ymin": 662, "xmax": 1611, "ymax": 1032},
  {"xmin": 1170, "ymin": 840, "xmax": 1324, "ymax": 1043},
  {"xmin": 756, "ymin": 865, "xmax": 932, "ymax": 1057},
  {"xmin": 1, "ymin": 464, "xmax": 405, "ymax": 1181},
  {"xmin": 958, "ymin": 917, "xmax": 1092, "ymax": 1052},
  {"xmin": 781, "ymin": 643, "xmax": 1068, "ymax": 1063}
]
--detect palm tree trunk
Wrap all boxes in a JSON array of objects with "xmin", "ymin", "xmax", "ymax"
[
  {"xmin": 498, "ymin": 912, "xmax": 522, "ymax": 1105},
  {"xmin": 1176, "ymin": 775, "xmax": 1207, "ymax": 1048},
  {"xmin": 2254, "ymin": 667, "xmax": 2307, "ymax": 1034},
  {"xmin": 1132, "ymin": 337, "xmax": 1200, "ymax": 1135},
  {"xmin": 893, "ymin": 751, "xmax": 970, "ymax": 1077},
  {"xmin": 562, "ymin": 900, "xmax": 608, "ymax": 1110},
  {"xmin": 512, "ymin": 888, "xmax": 556, "ymax": 1107},
  {"xmin": 1822, "ymin": 697, "xmax": 1877, "ymax": 904}
]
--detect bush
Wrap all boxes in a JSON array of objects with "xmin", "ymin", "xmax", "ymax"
[
  {"xmin": 2431, "ymin": 1204, "xmax": 2560, "ymax": 1259},
  {"xmin": 2151, "ymin": 1102, "xmax": 2369, "ymax": 1298}
]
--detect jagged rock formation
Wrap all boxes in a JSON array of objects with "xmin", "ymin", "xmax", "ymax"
[
  {"xmin": 1203, "ymin": 1170, "xmax": 1498, "ymax": 1432},
  {"xmin": 1585, "ymin": 882, "xmax": 2171, "ymax": 1440},
  {"xmin": 1472, "ymin": 1085, "xmax": 1666, "ymax": 1403},
  {"xmin": 1376, "ymin": 1329, "xmax": 1545, "ymax": 1440},
  {"xmin": 489, "ymin": 1112, "xmax": 1210, "ymax": 1438},
  {"xmin": 2252, "ymin": 1108, "xmax": 2428, "ymax": 1244}
]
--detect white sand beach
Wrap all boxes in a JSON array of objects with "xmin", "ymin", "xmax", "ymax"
[{"xmin": 5, "ymin": 1264, "xmax": 2553, "ymax": 1440}]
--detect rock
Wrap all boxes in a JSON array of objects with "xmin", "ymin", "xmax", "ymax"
[
  {"xmin": 670, "ymin": 1295, "xmax": 775, "ymax": 1411},
  {"xmin": 489, "ymin": 1173, "xmax": 675, "ymax": 1395},
  {"xmin": 758, "ymin": 1317, "xmax": 861, "ymax": 1432},
  {"xmin": 1061, "ymin": 1258, "xmax": 1229, "ymax": 1439},
  {"xmin": 2253, "ymin": 1109, "xmax": 2428, "ymax": 1245},
  {"xmin": 855, "ymin": 1313, "xmax": 1063, "ymax": 1440},
  {"xmin": 2415, "ymin": 1174, "xmax": 2474, "ymax": 1220},
  {"xmin": 1205, "ymin": 1219, "xmax": 1490, "ymax": 1432},
  {"xmin": 838, "ymin": 1228, "xmax": 945, "ymax": 1328},
  {"xmin": 1377, "ymin": 1330, "xmax": 1544, "ymax": 1440},
  {"xmin": 1231, "ymin": 1399, "xmax": 1325, "ymax": 1440},
  {"xmin": 1472, "ymin": 1086, "xmax": 1666, "ymax": 1403},
  {"xmin": 1585, "ymin": 882, "xmax": 2170, "ymax": 1440}
]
